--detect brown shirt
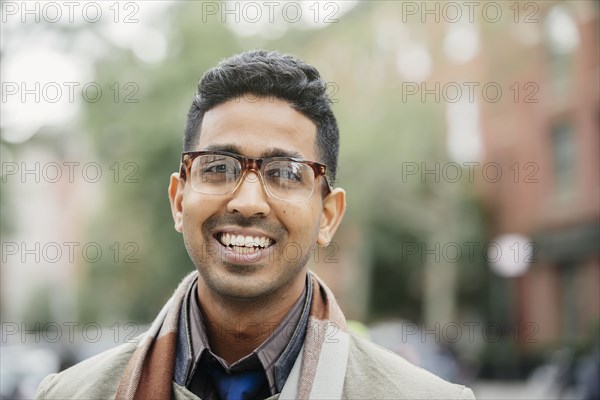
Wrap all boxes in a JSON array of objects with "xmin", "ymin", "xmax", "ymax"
[{"xmin": 183, "ymin": 278, "xmax": 310, "ymax": 399}]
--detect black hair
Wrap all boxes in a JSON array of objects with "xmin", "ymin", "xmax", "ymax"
[{"xmin": 183, "ymin": 50, "xmax": 339, "ymax": 182}]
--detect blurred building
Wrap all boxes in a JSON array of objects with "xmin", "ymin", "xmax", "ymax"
[
  {"xmin": 317, "ymin": 2, "xmax": 599, "ymax": 365},
  {"xmin": 476, "ymin": 1, "xmax": 599, "ymax": 354},
  {"xmin": 412, "ymin": 0, "xmax": 600, "ymax": 377}
]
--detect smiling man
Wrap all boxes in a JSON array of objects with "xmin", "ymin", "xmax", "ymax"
[{"xmin": 35, "ymin": 51, "xmax": 475, "ymax": 400}]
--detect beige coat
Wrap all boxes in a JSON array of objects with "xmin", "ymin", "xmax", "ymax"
[{"xmin": 36, "ymin": 330, "xmax": 475, "ymax": 400}]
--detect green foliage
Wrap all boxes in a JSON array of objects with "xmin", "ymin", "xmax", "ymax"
[{"xmin": 79, "ymin": 4, "xmax": 246, "ymax": 322}]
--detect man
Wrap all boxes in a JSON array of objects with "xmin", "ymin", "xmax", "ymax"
[{"xmin": 35, "ymin": 50, "xmax": 475, "ymax": 399}]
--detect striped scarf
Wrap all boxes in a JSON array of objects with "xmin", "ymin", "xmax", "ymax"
[{"xmin": 115, "ymin": 271, "xmax": 348, "ymax": 400}]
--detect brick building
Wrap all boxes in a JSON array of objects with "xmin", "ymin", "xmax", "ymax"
[{"xmin": 476, "ymin": 1, "xmax": 599, "ymax": 350}]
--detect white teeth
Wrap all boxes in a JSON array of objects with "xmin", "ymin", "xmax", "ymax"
[
  {"xmin": 235, "ymin": 235, "xmax": 244, "ymax": 246},
  {"xmin": 218, "ymin": 233, "xmax": 272, "ymax": 249},
  {"xmin": 221, "ymin": 234, "xmax": 231, "ymax": 246}
]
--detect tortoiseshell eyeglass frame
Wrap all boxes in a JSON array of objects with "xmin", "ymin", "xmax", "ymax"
[{"xmin": 179, "ymin": 150, "xmax": 332, "ymax": 199}]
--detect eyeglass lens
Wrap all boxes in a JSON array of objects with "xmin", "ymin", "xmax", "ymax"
[{"xmin": 190, "ymin": 154, "xmax": 316, "ymax": 201}]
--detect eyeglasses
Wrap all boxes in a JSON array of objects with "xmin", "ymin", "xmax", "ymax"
[{"xmin": 180, "ymin": 150, "xmax": 331, "ymax": 202}]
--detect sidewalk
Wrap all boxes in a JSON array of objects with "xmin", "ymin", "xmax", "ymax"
[{"xmin": 472, "ymin": 380, "xmax": 578, "ymax": 400}]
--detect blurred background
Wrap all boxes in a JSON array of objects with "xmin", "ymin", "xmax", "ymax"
[{"xmin": 1, "ymin": 1, "xmax": 598, "ymax": 399}]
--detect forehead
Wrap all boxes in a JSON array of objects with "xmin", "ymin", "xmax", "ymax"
[{"xmin": 197, "ymin": 97, "xmax": 318, "ymax": 160}]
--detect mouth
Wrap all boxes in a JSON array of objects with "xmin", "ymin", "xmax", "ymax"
[{"xmin": 214, "ymin": 232, "xmax": 276, "ymax": 255}]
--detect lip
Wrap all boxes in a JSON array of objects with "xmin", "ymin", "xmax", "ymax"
[{"xmin": 212, "ymin": 226, "xmax": 277, "ymax": 265}]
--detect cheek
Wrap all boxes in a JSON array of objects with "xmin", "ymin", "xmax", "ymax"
[
  {"xmin": 280, "ymin": 203, "xmax": 322, "ymax": 235},
  {"xmin": 181, "ymin": 199, "xmax": 196, "ymax": 227},
  {"xmin": 181, "ymin": 195, "xmax": 214, "ymax": 229}
]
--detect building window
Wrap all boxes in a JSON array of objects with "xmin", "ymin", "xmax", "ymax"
[
  {"xmin": 558, "ymin": 261, "xmax": 578, "ymax": 341},
  {"xmin": 543, "ymin": 5, "xmax": 579, "ymax": 93},
  {"xmin": 551, "ymin": 122, "xmax": 576, "ymax": 199}
]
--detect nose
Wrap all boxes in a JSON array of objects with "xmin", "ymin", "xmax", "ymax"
[{"xmin": 226, "ymin": 171, "xmax": 271, "ymax": 217}]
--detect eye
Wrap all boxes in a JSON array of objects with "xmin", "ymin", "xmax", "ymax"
[
  {"xmin": 266, "ymin": 162, "xmax": 306, "ymax": 183},
  {"xmin": 199, "ymin": 156, "xmax": 238, "ymax": 174},
  {"xmin": 204, "ymin": 163, "xmax": 229, "ymax": 173}
]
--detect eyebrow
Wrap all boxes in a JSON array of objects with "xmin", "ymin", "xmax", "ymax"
[{"xmin": 202, "ymin": 144, "xmax": 304, "ymax": 159}]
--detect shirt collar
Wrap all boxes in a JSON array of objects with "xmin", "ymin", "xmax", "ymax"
[{"xmin": 175, "ymin": 273, "xmax": 312, "ymax": 395}]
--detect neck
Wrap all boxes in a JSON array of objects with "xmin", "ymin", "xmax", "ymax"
[{"xmin": 196, "ymin": 274, "xmax": 306, "ymax": 365}]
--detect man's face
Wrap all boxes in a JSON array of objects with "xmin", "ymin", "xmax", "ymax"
[{"xmin": 169, "ymin": 97, "xmax": 345, "ymax": 301}]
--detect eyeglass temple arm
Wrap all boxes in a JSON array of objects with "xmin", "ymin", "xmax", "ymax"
[{"xmin": 179, "ymin": 156, "xmax": 191, "ymax": 181}]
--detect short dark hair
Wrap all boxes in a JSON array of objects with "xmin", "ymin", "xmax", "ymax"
[{"xmin": 183, "ymin": 50, "xmax": 339, "ymax": 182}]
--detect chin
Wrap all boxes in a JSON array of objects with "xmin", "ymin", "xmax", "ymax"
[{"xmin": 199, "ymin": 269, "xmax": 274, "ymax": 299}]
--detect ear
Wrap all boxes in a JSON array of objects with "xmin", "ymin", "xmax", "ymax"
[
  {"xmin": 168, "ymin": 172, "xmax": 185, "ymax": 233},
  {"xmin": 317, "ymin": 187, "xmax": 346, "ymax": 246}
]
